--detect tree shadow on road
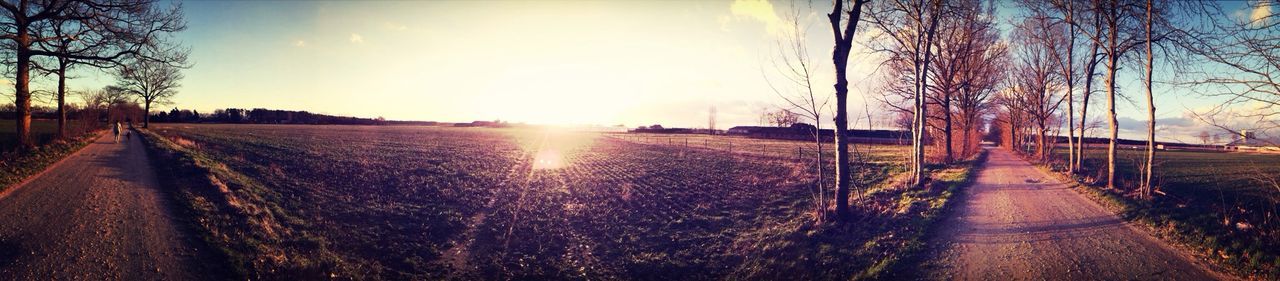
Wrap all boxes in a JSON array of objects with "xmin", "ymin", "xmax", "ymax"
[{"xmin": 0, "ymin": 237, "xmax": 22, "ymax": 267}]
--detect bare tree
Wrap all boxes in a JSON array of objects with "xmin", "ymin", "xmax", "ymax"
[
  {"xmin": 707, "ymin": 106, "xmax": 716, "ymax": 133},
  {"xmin": 763, "ymin": 108, "xmax": 801, "ymax": 127},
  {"xmin": 1020, "ymin": 0, "xmax": 1084, "ymax": 171},
  {"xmin": 1009, "ymin": 13, "xmax": 1067, "ymax": 161},
  {"xmin": 827, "ymin": 0, "xmax": 869, "ymax": 218},
  {"xmin": 878, "ymin": 0, "xmax": 1002, "ymax": 162},
  {"xmin": 936, "ymin": 0, "xmax": 1003, "ymax": 161},
  {"xmin": 1072, "ymin": 0, "xmax": 1145, "ymax": 189},
  {"xmin": 1179, "ymin": 1, "xmax": 1280, "ymax": 147},
  {"xmin": 1075, "ymin": 6, "xmax": 1104, "ymax": 172},
  {"xmin": 1140, "ymin": 0, "xmax": 1155, "ymax": 198},
  {"xmin": 34, "ymin": 20, "xmax": 100, "ymax": 137},
  {"xmin": 765, "ymin": 2, "xmax": 834, "ymax": 222},
  {"xmin": 866, "ymin": 0, "xmax": 944, "ymax": 189},
  {"xmin": 116, "ymin": 52, "xmax": 187, "ymax": 128},
  {"xmin": 0, "ymin": 0, "xmax": 186, "ymax": 148}
]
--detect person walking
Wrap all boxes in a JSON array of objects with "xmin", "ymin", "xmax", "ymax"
[{"xmin": 112, "ymin": 122, "xmax": 121, "ymax": 143}]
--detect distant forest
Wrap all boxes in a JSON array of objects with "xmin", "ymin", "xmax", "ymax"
[{"xmin": 150, "ymin": 108, "xmax": 438, "ymax": 126}]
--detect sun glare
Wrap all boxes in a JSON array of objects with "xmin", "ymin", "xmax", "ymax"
[
  {"xmin": 532, "ymin": 148, "xmax": 563, "ymax": 170},
  {"xmin": 524, "ymin": 129, "xmax": 600, "ymax": 170}
]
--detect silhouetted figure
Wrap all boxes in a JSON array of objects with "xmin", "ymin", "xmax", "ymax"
[{"xmin": 112, "ymin": 122, "xmax": 121, "ymax": 143}]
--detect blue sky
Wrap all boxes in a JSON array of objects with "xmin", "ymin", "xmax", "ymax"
[{"xmin": 20, "ymin": 0, "xmax": 1273, "ymax": 143}]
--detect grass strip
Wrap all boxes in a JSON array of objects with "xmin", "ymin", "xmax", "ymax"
[
  {"xmin": 867, "ymin": 150, "xmax": 988, "ymax": 280},
  {"xmin": 138, "ymin": 128, "xmax": 347, "ymax": 280}
]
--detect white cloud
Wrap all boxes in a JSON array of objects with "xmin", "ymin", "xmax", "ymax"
[
  {"xmin": 293, "ymin": 40, "xmax": 307, "ymax": 47},
  {"xmin": 349, "ymin": 33, "xmax": 364, "ymax": 44},
  {"xmin": 728, "ymin": 0, "xmax": 784, "ymax": 35}
]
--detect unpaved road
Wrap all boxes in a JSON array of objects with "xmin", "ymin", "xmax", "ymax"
[
  {"xmin": 0, "ymin": 131, "xmax": 215, "ymax": 280},
  {"xmin": 916, "ymin": 148, "xmax": 1228, "ymax": 280}
]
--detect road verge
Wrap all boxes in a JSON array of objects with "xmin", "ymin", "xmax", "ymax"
[
  {"xmin": 866, "ymin": 149, "xmax": 988, "ymax": 280},
  {"xmin": 0, "ymin": 131, "xmax": 102, "ymax": 199}
]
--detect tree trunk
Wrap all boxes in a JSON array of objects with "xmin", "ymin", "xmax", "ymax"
[
  {"xmin": 962, "ymin": 117, "xmax": 972, "ymax": 158},
  {"xmin": 1077, "ymin": 11, "xmax": 1102, "ymax": 174},
  {"xmin": 1037, "ymin": 120, "xmax": 1047, "ymax": 161},
  {"xmin": 1064, "ymin": 3, "xmax": 1077, "ymax": 173},
  {"xmin": 15, "ymin": 50, "xmax": 32, "ymax": 149},
  {"xmin": 815, "ymin": 133, "xmax": 827, "ymax": 221},
  {"xmin": 943, "ymin": 97, "xmax": 953, "ymax": 164},
  {"xmin": 1078, "ymin": 52, "xmax": 1097, "ymax": 172},
  {"xmin": 144, "ymin": 100, "xmax": 152, "ymax": 128},
  {"xmin": 914, "ymin": 1, "xmax": 941, "ymax": 189},
  {"xmin": 57, "ymin": 60, "xmax": 68, "ymax": 138},
  {"xmin": 834, "ymin": 89, "xmax": 850, "ymax": 217},
  {"xmin": 1066, "ymin": 89, "xmax": 1075, "ymax": 168},
  {"xmin": 1105, "ymin": 17, "xmax": 1119, "ymax": 190},
  {"xmin": 829, "ymin": 0, "xmax": 867, "ymax": 219},
  {"xmin": 914, "ymin": 85, "xmax": 925, "ymax": 186},
  {"xmin": 1142, "ymin": 0, "xmax": 1155, "ymax": 198}
]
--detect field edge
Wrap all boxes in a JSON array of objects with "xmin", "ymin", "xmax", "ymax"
[
  {"xmin": 0, "ymin": 130, "xmax": 103, "ymax": 197},
  {"xmin": 137, "ymin": 128, "xmax": 347, "ymax": 280}
]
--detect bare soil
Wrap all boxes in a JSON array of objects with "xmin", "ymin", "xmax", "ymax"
[
  {"xmin": 0, "ymin": 131, "xmax": 217, "ymax": 280},
  {"xmin": 916, "ymin": 148, "xmax": 1230, "ymax": 280}
]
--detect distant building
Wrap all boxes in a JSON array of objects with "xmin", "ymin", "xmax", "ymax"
[
  {"xmin": 726, "ymin": 124, "xmax": 822, "ymax": 139},
  {"xmin": 1224, "ymin": 130, "xmax": 1280, "ymax": 153},
  {"xmin": 631, "ymin": 126, "xmax": 700, "ymax": 134},
  {"xmin": 454, "ymin": 120, "xmax": 510, "ymax": 128}
]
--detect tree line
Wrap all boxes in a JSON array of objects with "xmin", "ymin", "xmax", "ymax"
[
  {"xmin": 773, "ymin": 0, "xmax": 1280, "ymax": 222},
  {"xmin": 150, "ymin": 108, "xmax": 392, "ymax": 126},
  {"xmin": 992, "ymin": 0, "xmax": 1274, "ymax": 198},
  {"xmin": 1, "ymin": 0, "xmax": 189, "ymax": 150}
]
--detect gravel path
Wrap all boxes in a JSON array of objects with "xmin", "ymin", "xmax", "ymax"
[
  {"xmin": 917, "ymin": 148, "xmax": 1229, "ymax": 280},
  {"xmin": 0, "ymin": 131, "xmax": 215, "ymax": 280}
]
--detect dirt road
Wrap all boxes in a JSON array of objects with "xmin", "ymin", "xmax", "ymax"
[
  {"xmin": 917, "ymin": 148, "xmax": 1227, "ymax": 280},
  {"xmin": 0, "ymin": 131, "xmax": 215, "ymax": 280}
]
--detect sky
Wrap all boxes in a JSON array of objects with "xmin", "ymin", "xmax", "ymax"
[{"xmin": 22, "ymin": 0, "xmax": 1276, "ymax": 143}]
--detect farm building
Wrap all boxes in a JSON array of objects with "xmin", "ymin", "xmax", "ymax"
[
  {"xmin": 630, "ymin": 126, "xmax": 707, "ymax": 134},
  {"xmin": 1224, "ymin": 130, "xmax": 1280, "ymax": 153},
  {"xmin": 726, "ymin": 124, "xmax": 826, "ymax": 139},
  {"xmin": 453, "ymin": 120, "xmax": 514, "ymax": 128}
]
